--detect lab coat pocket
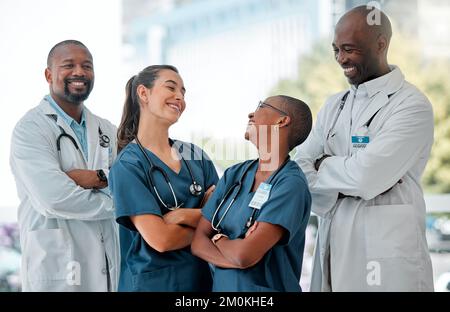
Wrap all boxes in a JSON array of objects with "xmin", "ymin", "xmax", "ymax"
[
  {"xmin": 25, "ymin": 228, "xmax": 72, "ymax": 281},
  {"xmin": 364, "ymin": 204, "xmax": 419, "ymax": 259}
]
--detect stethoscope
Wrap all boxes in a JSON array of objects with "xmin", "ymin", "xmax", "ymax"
[
  {"xmin": 326, "ymin": 90, "xmax": 350, "ymax": 140},
  {"xmin": 211, "ymin": 157, "xmax": 290, "ymax": 235},
  {"xmin": 135, "ymin": 137, "xmax": 203, "ymax": 210},
  {"xmin": 47, "ymin": 114, "xmax": 110, "ymax": 159},
  {"xmin": 326, "ymin": 89, "xmax": 392, "ymax": 141}
]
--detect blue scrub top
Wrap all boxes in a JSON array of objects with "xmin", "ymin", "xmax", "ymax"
[
  {"xmin": 202, "ymin": 159, "xmax": 311, "ymax": 292},
  {"xmin": 109, "ymin": 140, "xmax": 219, "ymax": 291}
]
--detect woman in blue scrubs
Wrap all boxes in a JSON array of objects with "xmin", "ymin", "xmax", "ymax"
[
  {"xmin": 109, "ymin": 65, "xmax": 218, "ymax": 291},
  {"xmin": 192, "ymin": 95, "xmax": 312, "ymax": 292}
]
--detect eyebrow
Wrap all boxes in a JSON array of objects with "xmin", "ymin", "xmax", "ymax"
[
  {"xmin": 60, "ymin": 59, "xmax": 93, "ymax": 64},
  {"xmin": 165, "ymin": 80, "xmax": 186, "ymax": 93}
]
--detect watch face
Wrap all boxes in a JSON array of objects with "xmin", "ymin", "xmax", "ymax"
[{"xmin": 98, "ymin": 170, "xmax": 107, "ymax": 182}]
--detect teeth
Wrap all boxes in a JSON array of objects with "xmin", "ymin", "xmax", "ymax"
[
  {"xmin": 168, "ymin": 104, "xmax": 180, "ymax": 112},
  {"xmin": 344, "ymin": 67, "xmax": 356, "ymax": 73},
  {"xmin": 70, "ymin": 81, "xmax": 85, "ymax": 86}
]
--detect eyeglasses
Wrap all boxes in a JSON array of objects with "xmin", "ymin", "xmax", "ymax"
[{"xmin": 256, "ymin": 101, "xmax": 288, "ymax": 116}]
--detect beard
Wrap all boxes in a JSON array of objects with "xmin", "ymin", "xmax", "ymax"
[{"xmin": 63, "ymin": 77, "xmax": 93, "ymax": 103}]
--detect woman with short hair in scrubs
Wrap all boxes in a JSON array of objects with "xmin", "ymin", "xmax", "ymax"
[
  {"xmin": 109, "ymin": 65, "xmax": 218, "ymax": 291},
  {"xmin": 192, "ymin": 95, "xmax": 312, "ymax": 292}
]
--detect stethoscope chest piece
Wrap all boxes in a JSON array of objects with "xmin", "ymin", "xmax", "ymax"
[
  {"xmin": 190, "ymin": 182, "xmax": 202, "ymax": 197},
  {"xmin": 98, "ymin": 128, "xmax": 110, "ymax": 148}
]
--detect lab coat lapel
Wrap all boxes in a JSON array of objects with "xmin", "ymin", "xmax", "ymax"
[
  {"xmin": 355, "ymin": 67, "xmax": 405, "ymax": 129},
  {"xmin": 41, "ymin": 99, "xmax": 74, "ymax": 136},
  {"xmin": 85, "ymin": 108, "xmax": 99, "ymax": 170},
  {"xmin": 355, "ymin": 92, "xmax": 389, "ymax": 129},
  {"xmin": 40, "ymin": 98, "xmax": 87, "ymax": 165}
]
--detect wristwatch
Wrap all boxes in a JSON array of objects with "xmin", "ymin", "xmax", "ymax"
[
  {"xmin": 96, "ymin": 169, "xmax": 107, "ymax": 183},
  {"xmin": 211, "ymin": 233, "xmax": 228, "ymax": 245}
]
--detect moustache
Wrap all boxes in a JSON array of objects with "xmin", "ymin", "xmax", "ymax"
[{"xmin": 64, "ymin": 77, "xmax": 90, "ymax": 84}]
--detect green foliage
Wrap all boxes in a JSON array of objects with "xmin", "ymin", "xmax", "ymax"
[
  {"xmin": 272, "ymin": 35, "xmax": 450, "ymax": 193},
  {"xmin": 273, "ymin": 38, "xmax": 347, "ymax": 116}
]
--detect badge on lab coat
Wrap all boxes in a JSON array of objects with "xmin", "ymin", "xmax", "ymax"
[
  {"xmin": 352, "ymin": 126, "xmax": 370, "ymax": 149},
  {"xmin": 352, "ymin": 135, "xmax": 370, "ymax": 148},
  {"xmin": 249, "ymin": 183, "xmax": 272, "ymax": 209}
]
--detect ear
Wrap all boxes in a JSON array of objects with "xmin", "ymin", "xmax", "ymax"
[
  {"xmin": 278, "ymin": 115, "xmax": 291, "ymax": 128},
  {"xmin": 136, "ymin": 84, "xmax": 149, "ymax": 105},
  {"xmin": 377, "ymin": 34, "xmax": 388, "ymax": 55},
  {"xmin": 44, "ymin": 68, "xmax": 52, "ymax": 84}
]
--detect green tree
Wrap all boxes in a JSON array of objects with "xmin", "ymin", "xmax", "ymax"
[{"xmin": 272, "ymin": 34, "xmax": 450, "ymax": 193}]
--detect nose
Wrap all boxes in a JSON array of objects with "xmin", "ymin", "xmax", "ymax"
[
  {"xmin": 174, "ymin": 89, "xmax": 184, "ymax": 101},
  {"xmin": 248, "ymin": 112, "xmax": 254, "ymax": 119},
  {"xmin": 72, "ymin": 64, "xmax": 86, "ymax": 76},
  {"xmin": 336, "ymin": 50, "xmax": 348, "ymax": 65}
]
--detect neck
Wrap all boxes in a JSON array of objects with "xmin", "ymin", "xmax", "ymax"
[
  {"xmin": 377, "ymin": 63, "xmax": 391, "ymax": 78},
  {"xmin": 136, "ymin": 117, "xmax": 170, "ymax": 151},
  {"xmin": 50, "ymin": 93, "xmax": 83, "ymax": 123},
  {"xmin": 257, "ymin": 145, "xmax": 289, "ymax": 173},
  {"xmin": 58, "ymin": 102, "xmax": 83, "ymax": 123}
]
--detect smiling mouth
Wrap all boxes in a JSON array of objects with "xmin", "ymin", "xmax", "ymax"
[
  {"xmin": 343, "ymin": 66, "xmax": 357, "ymax": 76},
  {"xmin": 69, "ymin": 81, "xmax": 86, "ymax": 87},
  {"xmin": 167, "ymin": 103, "xmax": 181, "ymax": 113},
  {"xmin": 65, "ymin": 79, "xmax": 88, "ymax": 89}
]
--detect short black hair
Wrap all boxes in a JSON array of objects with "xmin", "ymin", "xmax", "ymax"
[
  {"xmin": 47, "ymin": 40, "xmax": 90, "ymax": 67},
  {"xmin": 277, "ymin": 95, "xmax": 312, "ymax": 151}
]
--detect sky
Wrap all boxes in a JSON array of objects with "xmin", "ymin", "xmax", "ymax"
[{"xmin": 0, "ymin": 0, "xmax": 124, "ymax": 221}]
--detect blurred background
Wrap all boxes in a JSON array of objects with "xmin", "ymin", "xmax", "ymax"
[{"xmin": 0, "ymin": 0, "xmax": 449, "ymax": 291}]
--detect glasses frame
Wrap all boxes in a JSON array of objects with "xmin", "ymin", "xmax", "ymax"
[{"xmin": 256, "ymin": 101, "xmax": 288, "ymax": 116}]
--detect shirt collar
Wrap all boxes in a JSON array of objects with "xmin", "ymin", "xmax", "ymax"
[
  {"xmin": 351, "ymin": 65, "xmax": 404, "ymax": 98},
  {"xmin": 45, "ymin": 94, "xmax": 86, "ymax": 127}
]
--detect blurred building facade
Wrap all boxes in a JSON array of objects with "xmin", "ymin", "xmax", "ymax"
[
  {"xmin": 121, "ymin": 0, "xmax": 332, "ymax": 139},
  {"xmin": 121, "ymin": 0, "xmax": 449, "ymax": 141}
]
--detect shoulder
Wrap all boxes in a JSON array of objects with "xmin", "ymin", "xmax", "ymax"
[
  {"xmin": 395, "ymin": 80, "xmax": 433, "ymax": 111},
  {"xmin": 113, "ymin": 143, "xmax": 145, "ymax": 170},
  {"xmin": 322, "ymin": 90, "xmax": 350, "ymax": 111},
  {"xmin": 315, "ymin": 90, "xmax": 350, "ymax": 123},
  {"xmin": 274, "ymin": 161, "xmax": 309, "ymax": 190},
  {"xmin": 13, "ymin": 104, "xmax": 51, "ymax": 139},
  {"xmin": 223, "ymin": 160, "xmax": 256, "ymax": 179},
  {"xmin": 85, "ymin": 109, "xmax": 118, "ymax": 133}
]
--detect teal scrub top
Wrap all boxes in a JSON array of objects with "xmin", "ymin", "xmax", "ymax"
[
  {"xmin": 109, "ymin": 140, "xmax": 219, "ymax": 291},
  {"xmin": 202, "ymin": 159, "xmax": 311, "ymax": 292}
]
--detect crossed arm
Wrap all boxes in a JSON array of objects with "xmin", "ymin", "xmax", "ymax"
[
  {"xmin": 130, "ymin": 185, "xmax": 216, "ymax": 253},
  {"xmin": 66, "ymin": 169, "xmax": 107, "ymax": 189},
  {"xmin": 191, "ymin": 216, "xmax": 285, "ymax": 269}
]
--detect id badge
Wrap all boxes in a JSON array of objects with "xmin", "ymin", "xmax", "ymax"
[
  {"xmin": 352, "ymin": 126, "xmax": 370, "ymax": 149},
  {"xmin": 352, "ymin": 136, "xmax": 369, "ymax": 149},
  {"xmin": 249, "ymin": 183, "xmax": 272, "ymax": 210}
]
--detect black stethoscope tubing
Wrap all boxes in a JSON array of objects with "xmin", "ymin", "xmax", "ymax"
[
  {"xmin": 326, "ymin": 90, "xmax": 350, "ymax": 140},
  {"xmin": 135, "ymin": 137, "xmax": 203, "ymax": 210},
  {"xmin": 49, "ymin": 114, "xmax": 110, "ymax": 163},
  {"xmin": 211, "ymin": 157, "xmax": 290, "ymax": 234}
]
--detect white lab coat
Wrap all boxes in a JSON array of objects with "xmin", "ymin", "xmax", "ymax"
[
  {"xmin": 10, "ymin": 97, "xmax": 120, "ymax": 291},
  {"xmin": 295, "ymin": 66, "xmax": 434, "ymax": 291}
]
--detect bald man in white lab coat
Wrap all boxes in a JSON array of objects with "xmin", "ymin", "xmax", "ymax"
[{"xmin": 295, "ymin": 6, "xmax": 434, "ymax": 291}]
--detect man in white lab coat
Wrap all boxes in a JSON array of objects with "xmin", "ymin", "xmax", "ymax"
[
  {"xmin": 295, "ymin": 6, "xmax": 434, "ymax": 291},
  {"xmin": 10, "ymin": 40, "xmax": 119, "ymax": 291}
]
